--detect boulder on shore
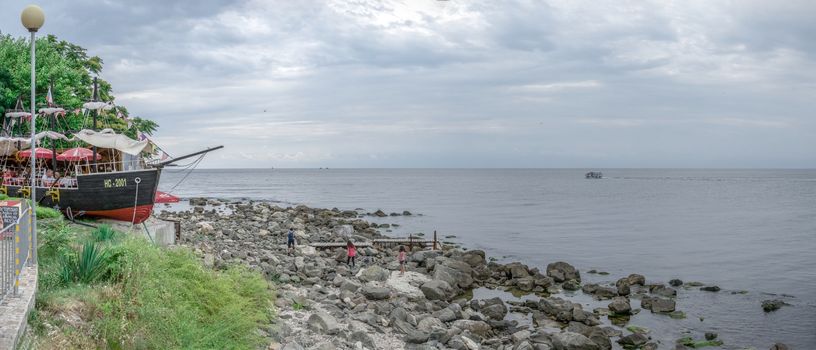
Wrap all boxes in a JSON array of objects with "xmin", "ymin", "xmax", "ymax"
[
  {"xmin": 307, "ymin": 312, "xmax": 341, "ymax": 335},
  {"xmin": 357, "ymin": 265, "xmax": 390, "ymax": 282},
  {"xmin": 420, "ymin": 280, "xmax": 454, "ymax": 301},
  {"xmin": 480, "ymin": 297, "xmax": 508, "ymax": 320},
  {"xmin": 547, "ymin": 261, "xmax": 581, "ymax": 282},
  {"xmin": 361, "ymin": 285, "xmax": 391, "ymax": 300},
  {"xmin": 608, "ymin": 297, "xmax": 632, "ymax": 315},
  {"xmin": 617, "ymin": 333, "xmax": 649, "ymax": 348},
  {"xmin": 551, "ymin": 331, "xmax": 600, "ymax": 350}
]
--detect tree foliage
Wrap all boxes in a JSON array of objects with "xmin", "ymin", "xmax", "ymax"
[{"xmin": 0, "ymin": 34, "xmax": 158, "ymax": 141}]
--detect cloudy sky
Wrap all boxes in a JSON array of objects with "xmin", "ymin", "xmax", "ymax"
[{"xmin": 2, "ymin": 0, "xmax": 814, "ymax": 168}]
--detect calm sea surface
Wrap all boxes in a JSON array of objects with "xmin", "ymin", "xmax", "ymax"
[{"xmin": 159, "ymin": 169, "xmax": 816, "ymax": 348}]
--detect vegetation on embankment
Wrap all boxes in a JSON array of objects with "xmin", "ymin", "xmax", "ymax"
[{"xmin": 28, "ymin": 218, "xmax": 274, "ymax": 349}]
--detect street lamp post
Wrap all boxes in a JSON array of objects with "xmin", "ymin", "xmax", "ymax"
[{"xmin": 21, "ymin": 5, "xmax": 44, "ymax": 264}]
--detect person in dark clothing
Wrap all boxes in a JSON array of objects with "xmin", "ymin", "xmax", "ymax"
[{"xmin": 287, "ymin": 228, "xmax": 296, "ymax": 256}]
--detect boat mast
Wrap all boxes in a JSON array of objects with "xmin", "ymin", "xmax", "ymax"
[
  {"xmin": 91, "ymin": 77, "xmax": 98, "ymax": 172},
  {"xmin": 152, "ymin": 145, "xmax": 224, "ymax": 168}
]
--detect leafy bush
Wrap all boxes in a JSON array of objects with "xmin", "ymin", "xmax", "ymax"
[
  {"xmin": 39, "ymin": 223, "xmax": 74, "ymax": 261},
  {"xmin": 36, "ymin": 206, "xmax": 63, "ymax": 219},
  {"xmin": 91, "ymin": 225, "xmax": 117, "ymax": 242},
  {"xmin": 57, "ymin": 241, "xmax": 119, "ymax": 285}
]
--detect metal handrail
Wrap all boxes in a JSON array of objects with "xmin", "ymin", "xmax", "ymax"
[{"xmin": 0, "ymin": 202, "xmax": 33, "ymax": 304}]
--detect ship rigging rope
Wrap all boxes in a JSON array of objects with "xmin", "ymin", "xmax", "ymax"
[
  {"xmin": 131, "ymin": 177, "xmax": 141, "ymax": 226},
  {"xmin": 166, "ymin": 153, "xmax": 205, "ymax": 194}
]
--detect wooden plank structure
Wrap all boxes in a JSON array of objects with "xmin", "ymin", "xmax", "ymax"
[{"xmin": 309, "ymin": 231, "xmax": 440, "ymax": 250}]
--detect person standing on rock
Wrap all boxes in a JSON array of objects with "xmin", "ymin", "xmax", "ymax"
[
  {"xmin": 398, "ymin": 245, "xmax": 407, "ymax": 276},
  {"xmin": 346, "ymin": 241, "xmax": 357, "ymax": 267},
  {"xmin": 287, "ymin": 228, "xmax": 296, "ymax": 256}
]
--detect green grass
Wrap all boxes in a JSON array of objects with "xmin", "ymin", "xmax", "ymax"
[
  {"xmin": 91, "ymin": 224, "xmax": 117, "ymax": 242},
  {"xmin": 36, "ymin": 206, "xmax": 63, "ymax": 219},
  {"xmin": 34, "ymin": 221, "xmax": 274, "ymax": 350}
]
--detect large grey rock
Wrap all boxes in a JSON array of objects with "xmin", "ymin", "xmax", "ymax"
[
  {"xmin": 547, "ymin": 262, "xmax": 581, "ymax": 283},
  {"xmin": 626, "ymin": 274, "xmax": 646, "ymax": 286},
  {"xmin": 433, "ymin": 307, "xmax": 458, "ymax": 322},
  {"xmin": 615, "ymin": 278, "xmax": 631, "ymax": 296},
  {"xmin": 314, "ymin": 342, "xmax": 336, "ymax": 350},
  {"xmin": 433, "ymin": 259, "xmax": 474, "ymax": 289},
  {"xmin": 308, "ymin": 312, "xmax": 341, "ymax": 335},
  {"xmin": 617, "ymin": 333, "xmax": 649, "ymax": 348},
  {"xmin": 513, "ymin": 330, "xmax": 532, "ymax": 343},
  {"xmin": 643, "ymin": 296, "xmax": 676, "ymax": 313},
  {"xmin": 420, "ymin": 280, "xmax": 454, "ymax": 300},
  {"xmin": 507, "ymin": 262, "xmax": 531, "ymax": 279},
  {"xmin": 481, "ymin": 297, "xmax": 508, "ymax": 320},
  {"xmin": 551, "ymin": 332, "xmax": 599, "ymax": 350},
  {"xmin": 412, "ymin": 250, "xmax": 443, "ymax": 264},
  {"xmin": 540, "ymin": 298, "xmax": 577, "ymax": 322},
  {"xmin": 608, "ymin": 297, "xmax": 631, "ymax": 315},
  {"xmin": 451, "ymin": 320, "xmax": 492, "ymax": 336},
  {"xmin": 282, "ymin": 341, "xmax": 305, "ymax": 350},
  {"xmin": 585, "ymin": 327, "xmax": 611, "ymax": 350},
  {"xmin": 563, "ymin": 279, "xmax": 581, "ymax": 291},
  {"xmin": 350, "ymin": 331, "xmax": 376, "ymax": 349},
  {"xmin": 362, "ymin": 285, "xmax": 391, "ymax": 300},
  {"xmin": 461, "ymin": 250, "xmax": 486, "ymax": 267},
  {"xmin": 340, "ymin": 279, "xmax": 361, "ymax": 292},
  {"xmin": 649, "ymin": 284, "xmax": 677, "ymax": 298},
  {"xmin": 417, "ymin": 317, "xmax": 445, "ymax": 332},
  {"xmin": 762, "ymin": 299, "xmax": 788, "ymax": 312},
  {"xmin": 405, "ymin": 330, "xmax": 431, "ymax": 344},
  {"xmin": 358, "ymin": 265, "xmax": 390, "ymax": 282}
]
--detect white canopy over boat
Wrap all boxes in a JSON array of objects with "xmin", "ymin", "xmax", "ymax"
[
  {"xmin": 4, "ymin": 111, "xmax": 31, "ymax": 119},
  {"xmin": 82, "ymin": 101, "xmax": 113, "ymax": 111},
  {"xmin": 72, "ymin": 128, "xmax": 149, "ymax": 155},
  {"xmin": 38, "ymin": 107, "xmax": 66, "ymax": 116},
  {"xmin": 0, "ymin": 137, "xmax": 31, "ymax": 156}
]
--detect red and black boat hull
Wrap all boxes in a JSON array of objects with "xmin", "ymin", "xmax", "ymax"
[{"xmin": 5, "ymin": 168, "xmax": 160, "ymax": 223}]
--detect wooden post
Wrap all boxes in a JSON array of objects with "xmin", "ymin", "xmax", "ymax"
[{"xmin": 433, "ymin": 230, "xmax": 437, "ymax": 250}]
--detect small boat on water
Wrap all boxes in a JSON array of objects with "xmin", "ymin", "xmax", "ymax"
[
  {"xmin": 1, "ymin": 80, "xmax": 221, "ymax": 223},
  {"xmin": 585, "ymin": 171, "xmax": 603, "ymax": 179}
]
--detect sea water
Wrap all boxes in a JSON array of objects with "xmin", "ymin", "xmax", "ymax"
[{"xmin": 159, "ymin": 168, "xmax": 816, "ymax": 348}]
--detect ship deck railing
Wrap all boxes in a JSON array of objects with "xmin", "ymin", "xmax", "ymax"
[
  {"xmin": 75, "ymin": 159, "xmax": 145, "ymax": 175},
  {"xmin": 3, "ymin": 177, "xmax": 78, "ymax": 189}
]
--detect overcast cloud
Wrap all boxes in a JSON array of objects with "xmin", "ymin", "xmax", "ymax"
[{"xmin": 2, "ymin": 0, "xmax": 814, "ymax": 168}]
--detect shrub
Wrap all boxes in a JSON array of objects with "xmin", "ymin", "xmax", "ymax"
[
  {"xmin": 53, "ymin": 241, "xmax": 119, "ymax": 286},
  {"xmin": 91, "ymin": 225, "xmax": 117, "ymax": 242},
  {"xmin": 36, "ymin": 206, "xmax": 63, "ymax": 219},
  {"xmin": 39, "ymin": 223, "xmax": 74, "ymax": 261}
]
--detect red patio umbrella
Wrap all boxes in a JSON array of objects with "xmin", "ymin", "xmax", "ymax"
[
  {"xmin": 56, "ymin": 147, "xmax": 101, "ymax": 161},
  {"xmin": 155, "ymin": 191, "xmax": 180, "ymax": 203},
  {"xmin": 17, "ymin": 147, "xmax": 55, "ymax": 159}
]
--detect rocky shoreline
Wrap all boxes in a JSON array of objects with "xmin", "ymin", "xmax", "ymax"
[{"xmin": 157, "ymin": 198, "xmax": 790, "ymax": 350}]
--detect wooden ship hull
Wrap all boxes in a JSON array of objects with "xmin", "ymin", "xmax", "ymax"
[{"xmin": 3, "ymin": 168, "xmax": 160, "ymax": 223}]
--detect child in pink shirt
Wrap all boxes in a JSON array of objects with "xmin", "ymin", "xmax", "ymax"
[
  {"xmin": 398, "ymin": 246, "xmax": 407, "ymax": 275},
  {"xmin": 346, "ymin": 241, "xmax": 357, "ymax": 267}
]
